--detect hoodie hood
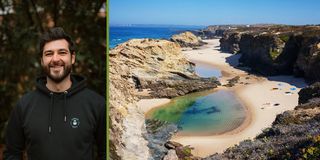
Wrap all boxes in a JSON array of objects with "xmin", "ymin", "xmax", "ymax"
[{"xmin": 36, "ymin": 74, "xmax": 87, "ymax": 96}]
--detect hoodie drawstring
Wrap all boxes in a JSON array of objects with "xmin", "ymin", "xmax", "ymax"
[
  {"xmin": 49, "ymin": 92, "xmax": 54, "ymax": 134},
  {"xmin": 63, "ymin": 91, "xmax": 68, "ymax": 123},
  {"xmin": 48, "ymin": 91, "xmax": 68, "ymax": 134}
]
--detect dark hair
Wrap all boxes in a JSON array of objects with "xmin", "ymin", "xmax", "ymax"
[{"xmin": 39, "ymin": 27, "xmax": 76, "ymax": 57}]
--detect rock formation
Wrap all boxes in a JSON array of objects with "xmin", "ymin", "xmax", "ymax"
[
  {"xmin": 191, "ymin": 25, "xmax": 248, "ymax": 39},
  {"xmin": 145, "ymin": 119, "xmax": 178, "ymax": 159},
  {"xmin": 109, "ymin": 38, "xmax": 220, "ymax": 159},
  {"xmin": 293, "ymin": 33, "xmax": 320, "ymax": 83},
  {"xmin": 219, "ymin": 25, "xmax": 320, "ymax": 82},
  {"xmin": 170, "ymin": 31, "xmax": 207, "ymax": 48},
  {"xmin": 239, "ymin": 33, "xmax": 285, "ymax": 75},
  {"xmin": 220, "ymin": 32, "xmax": 241, "ymax": 54},
  {"xmin": 298, "ymin": 82, "xmax": 320, "ymax": 104}
]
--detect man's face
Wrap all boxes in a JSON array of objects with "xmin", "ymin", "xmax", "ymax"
[{"xmin": 41, "ymin": 39, "xmax": 75, "ymax": 83}]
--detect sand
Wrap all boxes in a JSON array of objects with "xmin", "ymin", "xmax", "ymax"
[
  {"xmin": 137, "ymin": 98, "xmax": 171, "ymax": 114},
  {"xmin": 137, "ymin": 39, "xmax": 307, "ymax": 157}
]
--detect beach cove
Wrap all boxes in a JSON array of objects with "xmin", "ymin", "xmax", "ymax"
[{"xmin": 137, "ymin": 39, "xmax": 307, "ymax": 157}]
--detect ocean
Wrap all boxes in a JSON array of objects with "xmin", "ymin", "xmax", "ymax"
[{"xmin": 109, "ymin": 25, "xmax": 205, "ymax": 48}]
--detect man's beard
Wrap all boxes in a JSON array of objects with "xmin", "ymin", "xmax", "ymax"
[{"xmin": 42, "ymin": 60, "xmax": 72, "ymax": 83}]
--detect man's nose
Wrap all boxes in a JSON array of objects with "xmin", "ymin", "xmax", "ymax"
[{"xmin": 52, "ymin": 53, "xmax": 60, "ymax": 61}]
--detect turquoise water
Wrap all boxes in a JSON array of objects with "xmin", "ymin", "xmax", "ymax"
[{"xmin": 146, "ymin": 90, "xmax": 246, "ymax": 135}]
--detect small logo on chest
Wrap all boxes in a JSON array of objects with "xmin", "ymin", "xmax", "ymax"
[{"xmin": 70, "ymin": 118, "xmax": 80, "ymax": 128}]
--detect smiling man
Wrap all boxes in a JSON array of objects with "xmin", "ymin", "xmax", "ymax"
[{"xmin": 4, "ymin": 27, "xmax": 106, "ymax": 160}]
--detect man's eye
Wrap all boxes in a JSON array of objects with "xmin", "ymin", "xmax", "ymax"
[
  {"xmin": 44, "ymin": 52, "xmax": 53, "ymax": 56},
  {"xmin": 59, "ymin": 51, "xmax": 67, "ymax": 55}
]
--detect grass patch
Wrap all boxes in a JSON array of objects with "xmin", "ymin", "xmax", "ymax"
[
  {"xmin": 270, "ymin": 49, "xmax": 281, "ymax": 60},
  {"xmin": 279, "ymin": 35, "xmax": 290, "ymax": 42}
]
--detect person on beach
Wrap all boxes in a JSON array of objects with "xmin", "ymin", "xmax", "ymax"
[{"xmin": 3, "ymin": 27, "xmax": 106, "ymax": 160}]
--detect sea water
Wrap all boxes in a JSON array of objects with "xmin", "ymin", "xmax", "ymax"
[
  {"xmin": 146, "ymin": 89, "xmax": 246, "ymax": 135},
  {"xmin": 110, "ymin": 25, "xmax": 204, "ymax": 48}
]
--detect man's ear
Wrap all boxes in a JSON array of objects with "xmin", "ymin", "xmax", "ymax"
[{"xmin": 71, "ymin": 52, "xmax": 76, "ymax": 64}]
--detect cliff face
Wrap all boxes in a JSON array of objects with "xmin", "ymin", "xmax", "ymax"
[
  {"xmin": 109, "ymin": 38, "xmax": 219, "ymax": 159},
  {"xmin": 109, "ymin": 40, "xmax": 149, "ymax": 159},
  {"xmin": 220, "ymin": 32, "xmax": 241, "ymax": 54},
  {"xmin": 170, "ymin": 31, "xmax": 207, "ymax": 48},
  {"xmin": 293, "ymin": 34, "xmax": 320, "ymax": 83},
  {"xmin": 219, "ymin": 26, "xmax": 320, "ymax": 82},
  {"xmin": 238, "ymin": 34, "xmax": 285, "ymax": 75},
  {"xmin": 206, "ymin": 83, "xmax": 320, "ymax": 160},
  {"xmin": 191, "ymin": 25, "xmax": 241, "ymax": 39}
]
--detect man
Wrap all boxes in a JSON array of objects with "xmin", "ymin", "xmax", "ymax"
[{"xmin": 4, "ymin": 27, "xmax": 106, "ymax": 160}]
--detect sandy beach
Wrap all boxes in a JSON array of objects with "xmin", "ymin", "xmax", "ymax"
[
  {"xmin": 137, "ymin": 39, "xmax": 307, "ymax": 157},
  {"xmin": 137, "ymin": 98, "xmax": 171, "ymax": 114}
]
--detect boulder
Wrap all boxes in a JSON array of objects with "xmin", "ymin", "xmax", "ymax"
[
  {"xmin": 163, "ymin": 150, "xmax": 179, "ymax": 160},
  {"xmin": 170, "ymin": 31, "xmax": 207, "ymax": 48},
  {"xmin": 298, "ymin": 82, "xmax": 320, "ymax": 104},
  {"xmin": 165, "ymin": 141, "xmax": 183, "ymax": 149}
]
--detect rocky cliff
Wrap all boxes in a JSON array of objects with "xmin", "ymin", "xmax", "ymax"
[
  {"xmin": 293, "ymin": 32, "xmax": 320, "ymax": 83},
  {"xmin": 238, "ymin": 33, "xmax": 285, "ymax": 75},
  {"xmin": 219, "ymin": 25, "xmax": 320, "ymax": 82},
  {"xmin": 220, "ymin": 32, "xmax": 241, "ymax": 54},
  {"xmin": 206, "ymin": 82, "xmax": 320, "ymax": 159},
  {"xmin": 109, "ymin": 38, "xmax": 219, "ymax": 159},
  {"xmin": 170, "ymin": 31, "xmax": 207, "ymax": 48},
  {"xmin": 191, "ymin": 25, "xmax": 248, "ymax": 39}
]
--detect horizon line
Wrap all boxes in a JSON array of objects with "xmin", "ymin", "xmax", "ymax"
[{"xmin": 110, "ymin": 23, "xmax": 320, "ymax": 27}]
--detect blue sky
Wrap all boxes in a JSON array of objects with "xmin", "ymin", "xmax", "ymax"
[{"xmin": 110, "ymin": 0, "xmax": 320, "ymax": 26}]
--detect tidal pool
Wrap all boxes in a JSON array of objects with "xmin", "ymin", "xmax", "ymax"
[
  {"xmin": 146, "ymin": 90, "xmax": 246, "ymax": 135},
  {"xmin": 195, "ymin": 63, "xmax": 222, "ymax": 78}
]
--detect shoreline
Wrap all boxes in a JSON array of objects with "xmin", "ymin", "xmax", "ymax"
[{"xmin": 137, "ymin": 39, "xmax": 307, "ymax": 157}]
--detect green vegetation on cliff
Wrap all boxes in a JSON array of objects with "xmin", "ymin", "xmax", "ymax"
[
  {"xmin": 269, "ymin": 49, "xmax": 281, "ymax": 60},
  {"xmin": 279, "ymin": 34, "xmax": 290, "ymax": 42}
]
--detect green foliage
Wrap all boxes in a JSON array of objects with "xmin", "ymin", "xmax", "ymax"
[
  {"xmin": 0, "ymin": 1, "xmax": 106, "ymax": 141},
  {"xmin": 279, "ymin": 35, "xmax": 290, "ymax": 42},
  {"xmin": 269, "ymin": 49, "xmax": 280, "ymax": 60},
  {"xmin": 281, "ymin": 115, "xmax": 302, "ymax": 125},
  {"xmin": 301, "ymin": 135, "xmax": 320, "ymax": 159},
  {"xmin": 267, "ymin": 148, "xmax": 274, "ymax": 156},
  {"xmin": 278, "ymin": 135, "xmax": 320, "ymax": 160},
  {"xmin": 182, "ymin": 146, "xmax": 192, "ymax": 156}
]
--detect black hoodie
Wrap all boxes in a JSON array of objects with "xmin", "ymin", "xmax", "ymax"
[{"xmin": 4, "ymin": 75, "xmax": 106, "ymax": 160}]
